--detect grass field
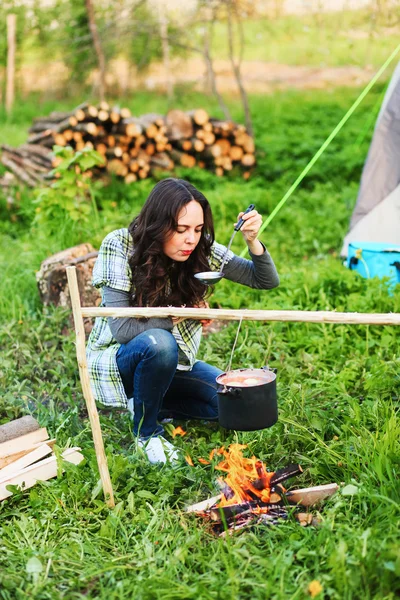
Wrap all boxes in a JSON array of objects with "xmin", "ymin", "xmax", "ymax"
[
  {"xmin": 208, "ymin": 8, "xmax": 400, "ymax": 68},
  {"xmin": 0, "ymin": 85, "xmax": 399, "ymax": 599}
]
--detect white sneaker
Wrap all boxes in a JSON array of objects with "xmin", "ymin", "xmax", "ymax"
[
  {"xmin": 138, "ymin": 436, "xmax": 180, "ymax": 464},
  {"xmin": 127, "ymin": 398, "xmax": 134, "ymax": 418}
]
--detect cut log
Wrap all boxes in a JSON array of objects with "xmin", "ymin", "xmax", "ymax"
[
  {"xmin": 165, "ymin": 109, "xmax": 193, "ymax": 140},
  {"xmin": 0, "ymin": 443, "xmax": 53, "ymax": 478},
  {"xmin": 285, "ymin": 484, "xmax": 339, "ymax": 506},
  {"xmin": 214, "ymin": 138, "xmax": 231, "ymax": 156},
  {"xmin": 187, "ymin": 109, "xmax": 209, "ymax": 126},
  {"xmin": 0, "ymin": 447, "xmax": 84, "ymax": 501},
  {"xmin": 270, "ymin": 464, "xmax": 303, "ymax": 486},
  {"xmin": 36, "ymin": 243, "xmax": 100, "ymax": 310},
  {"xmin": 169, "ymin": 149, "xmax": 196, "ymax": 168},
  {"xmin": 0, "ymin": 416, "xmax": 40, "ymax": 444},
  {"xmin": 107, "ymin": 160, "xmax": 128, "ymax": 177},
  {"xmin": 124, "ymin": 173, "xmax": 137, "ymax": 184},
  {"xmin": 0, "ymin": 156, "xmax": 38, "ymax": 187},
  {"xmin": 0, "ymin": 428, "xmax": 49, "ymax": 459},
  {"xmin": 150, "ymin": 152, "xmax": 174, "ymax": 170},
  {"xmin": 0, "ymin": 439, "xmax": 56, "ymax": 470},
  {"xmin": 241, "ymin": 153, "xmax": 256, "ymax": 167},
  {"xmin": 229, "ymin": 145, "xmax": 244, "ymax": 161}
]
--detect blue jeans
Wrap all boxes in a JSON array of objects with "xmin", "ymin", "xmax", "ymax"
[{"xmin": 116, "ymin": 329, "xmax": 222, "ymax": 439}]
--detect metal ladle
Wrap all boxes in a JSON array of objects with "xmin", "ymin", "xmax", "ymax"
[{"xmin": 194, "ymin": 204, "xmax": 255, "ymax": 285}]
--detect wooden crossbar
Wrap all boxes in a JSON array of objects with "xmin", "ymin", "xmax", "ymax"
[
  {"xmin": 80, "ymin": 306, "xmax": 400, "ymax": 326},
  {"xmin": 66, "ymin": 266, "xmax": 400, "ymax": 507}
]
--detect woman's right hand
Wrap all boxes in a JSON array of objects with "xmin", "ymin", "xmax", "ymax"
[{"xmin": 172, "ymin": 316, "xmax": 186, "ymax": 326}]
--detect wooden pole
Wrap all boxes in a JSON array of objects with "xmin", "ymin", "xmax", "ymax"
[
  {"xmin": 66, "ymin": 267, "xmax": 115, "ymax": 508},
  {"xmin": 6, "ymin": 13, "xmax": 16, "ymax": 114},
  {"xmin": 79, "ymin": 306, "xmax": 400, "ymax": 326}
]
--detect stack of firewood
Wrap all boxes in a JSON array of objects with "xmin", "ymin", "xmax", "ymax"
[
  {"xmin": 0, "ymin": 102, "xmax": 256, "ymax": 187},
  {"xmin": 0, "ymin": 416, "xmax": 83, "ymax": 501}
]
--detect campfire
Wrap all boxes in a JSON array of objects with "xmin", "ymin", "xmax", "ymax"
[{"xmin": 186, "ymin": 444, "xmax": 338, "ymax": 536}]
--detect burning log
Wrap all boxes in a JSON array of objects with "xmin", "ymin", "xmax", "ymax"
[
  {"xmin": 270, "ymin": 464, "xmax": 303, "ymax": 486},
  {"xmin": 210, "ymin": 502, "xmax": 286, "ymax": 523}
]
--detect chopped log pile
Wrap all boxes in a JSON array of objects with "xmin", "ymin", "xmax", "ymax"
[
  {"xmin": 0, "ymin": 102, "xmax": 256, "ymax": 188},
  {"xmin": 0, "ymin": 416, "xmax": 84, "ymax": 501},
  {"xmin": 186, "ymin": 444, "xmax": 338, "ymax": 537}
]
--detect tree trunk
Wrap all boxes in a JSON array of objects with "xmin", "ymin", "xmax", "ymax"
[
  {"xmin": 85, "ymin": 0, "xmax": 106, "ymax": 102},
  {"xmin": 157, "ymin": 0, "xmax": 173, "ymax": 100},
  {"xmin": 6, "ymin": 13, "xmax": 16, "ymax": 115},
  {"xmin": 226, "ymin": 1, "xmax": 253, "ymax": 136}
]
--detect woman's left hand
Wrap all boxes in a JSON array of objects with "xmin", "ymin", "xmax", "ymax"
[
  {"xmin": 236, "ymin": 208, "xmax": 262, "ymax": 244},
  {"xmin": 194, "ymin": 300, "xmax": 212, "ymax": 326}
]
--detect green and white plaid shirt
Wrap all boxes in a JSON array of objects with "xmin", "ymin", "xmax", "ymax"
[{"xmin": 86, "ymin": 228, "xmax": 233, "ymax": 408}]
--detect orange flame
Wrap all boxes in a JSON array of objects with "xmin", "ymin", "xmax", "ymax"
[{"xmin": 215, "ymin": 444, "xmax": 275, "ymax": 507}]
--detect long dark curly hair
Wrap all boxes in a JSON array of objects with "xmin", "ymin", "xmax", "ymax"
[{"xmin": 128, "ymin": 178, "xmax": 214, "ymax": 307}]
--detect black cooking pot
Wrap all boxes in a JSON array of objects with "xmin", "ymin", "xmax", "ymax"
[{"xmin": 216, "ymin": 367, "xmax": 278, "ymax": 431}]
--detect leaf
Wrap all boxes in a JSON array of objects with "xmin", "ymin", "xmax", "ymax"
[
  {"xmin": 341, "ymin": 484, "xmax": 359, "ymax": 496},
  {"xmin": 136, "ymin": 490, "xmax": 157, "ymax": 501},
  {"xmin": 26, "ymin": 557, "xmax": 43, "ymax": 582},
  {"xmin": 91, "ymin": 478, "xmax": 103, "ymax": 501}
]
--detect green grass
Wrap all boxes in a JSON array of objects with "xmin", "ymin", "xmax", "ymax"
[
  {"xmin": 0, "ymin": 86, "xmax": 399, "ymax": 599},
  {"xmin": 199, "ymin": 8, "xmax": 399, "ymax": 68}
]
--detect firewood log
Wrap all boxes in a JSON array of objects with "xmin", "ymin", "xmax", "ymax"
[
  {"xmin": 150, "ymin": 152, "xmax": 174, "ymax": 170},
  {"xmin": 230, "ymin": 145, "xmax": 244, "ymax": 161},
  {"xmin": 202, "ymin": 145, "xmax": 222, "ymax": 160},
  {"xmin": 0, "ymin": 156, "xmax": 39, "ymax": 187},
  {"xmin": 165, "ymin": 109, "xmax": 193, "ymax": 141},
  {"xmin": 241, "ymin": 153, "xmax": 256, "ymax": 167},
  {"xmin": 120, "ymin": 107, "xmax": 131, "ymax": 119},
  {"xmin": 124, "ymin": 173, "xmax": 137, "ymax": 184},
  {"xmin": 117, "ymin": 118, "xmax": 143, "ymax": 137},
  {"xmin": 175, "ymin": 140, "xmax": 192, "ymax": 152},
  {"xmin": 106, "ymin": 159, "xmax": 128, "ymax": 177},
  {"xmin": 85, "ymin": 105, "xmax": 99, "ymax": 119},
  {"xmin": 129, "ymin": 160, "xmax": 139, "ymax": 173},
  {"xmin": 145, "ymin": 143, "xmax": 156, "ymax": 156},
  {"xmin": 27, "ymin": 130, "xmax": 54, "ymax": 146},
  {"xmin": 0, "ymin": 443, "xmax": 53, "ymax": 479},
  {"xmin": 169, "ymin": 149, "xmax": 196, "ymax": 168},
  {"xmin": 98, "ymin": 109, "xmax": 109, "ymax": 122},
  {"xmin": 285, "ymin": 484, "xmax": 339, "ymax": 506},
  {"xmin": 187, "ymin": 109, "xmax": 209, "ymax": 126},
  {"xmin": 138, "ymin": 167, "xmax": 150, "ymax": 179},
  {"xmin": 74, "ymin": 122, "xmax": 98, "ymax": 136},
  {"xmin": 110, "ymin": 107, "xmax": 121, "ymax": 124},
  {"xmin": 191, "ymin": 138, "xmax": 205, "ymax": 153},
  {"xmin": 214, "ymin": 138, "xmax": 231, "ymax": 156},
  {"xmin": 0, "ymin": 447, "xmax": 84, "ymax": 502},
  {"xmin": 0, "ymin": 417, "xmax": 40, "ymax": 444}
]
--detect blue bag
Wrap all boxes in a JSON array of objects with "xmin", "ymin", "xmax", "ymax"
[{"xmin": 347, "ymin": 242, "xmax": 400, "ymax": 285}]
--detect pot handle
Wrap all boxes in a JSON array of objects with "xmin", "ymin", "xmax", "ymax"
[
  {"xmin": 217, "ymin": 385, "xmax": 242, "ymax": 395},
  {"xmin": 262, "ymin": 365, "xmax": 277, "ymax": 374}
]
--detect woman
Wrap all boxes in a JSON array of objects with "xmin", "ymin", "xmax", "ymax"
[{"xmin": 87, "ymin": 178, "xmax": 279, "ymax": 464}]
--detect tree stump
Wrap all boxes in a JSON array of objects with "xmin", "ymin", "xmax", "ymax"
[{"xmin": 36, "ymin": 244, "xmax": 101, "ymax": 333}]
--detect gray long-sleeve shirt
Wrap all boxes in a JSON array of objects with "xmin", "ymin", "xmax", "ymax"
[{"xmin": 104, "ymin": 245, "xmax": 279, "ymax": 345}]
